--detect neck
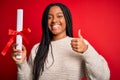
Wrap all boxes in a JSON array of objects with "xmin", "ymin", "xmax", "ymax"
[{"xmin": 52, "ymin": 34, "xmax": 67, "ymax": 41}]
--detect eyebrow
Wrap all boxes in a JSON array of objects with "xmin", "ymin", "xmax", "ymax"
[{"xmin": 48, "ymin": 12, "xmax": 63, "ymax": 15}]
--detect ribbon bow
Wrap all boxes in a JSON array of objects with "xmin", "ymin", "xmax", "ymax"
[{"xmin": 1, "ymin": 28, "xmax": 31, "ymax": 56}]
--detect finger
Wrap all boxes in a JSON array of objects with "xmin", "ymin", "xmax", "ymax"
[
  {"xmin": 78, "ymin": 29, "xmax": 83, "ymax": 39},
  {"xmin": 22, "ymin": 45, "xmax": 26, "ymax": 51},
  {"xmin": 71, "ymin": 38, "xmax": 79, "ymax": 42},
  {"xmin": 12, "ymin": 43, "xmax": 18, "ymax": 51},
  {"xmin": 12, "ymin": 56, "xmax": 22, "ymax": 62},
  {"xmin": 72, "ymin": 41, "xmax": 80, "ymax": 46},
  {"xmin": 12, "ymin": 52, "xmax": 22, "ymax": 62},
  {"xmin": 12, "ymin": 50, "xmax": 22, "ymax": 56},
  {"xmin": 71, "ymin": 45, "xmax": 79, "ymax": 49}
]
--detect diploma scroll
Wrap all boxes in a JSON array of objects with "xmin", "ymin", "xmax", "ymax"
[{"xmin": 16, "ymin": 9, "xmax": 23, "ymax": 59}]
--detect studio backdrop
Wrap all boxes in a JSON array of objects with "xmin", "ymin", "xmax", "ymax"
[{"xmin": 0, "ymin": 0, "xmax": 120, "ymax": 80}]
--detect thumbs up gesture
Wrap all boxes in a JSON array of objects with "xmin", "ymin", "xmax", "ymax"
[{"xmin": 71, "ymin": 29, "xmax": 88, "ymax": 53}]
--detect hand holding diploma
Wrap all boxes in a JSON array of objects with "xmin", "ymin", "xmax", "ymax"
[
  {"xmin": 12, "ymin": 44, "xmax": 27, "ymax": 64},
  {"xmin": 71, "ymin": 29, "xmax": 88, "ymax": 53},
  {"xmin": 12, "ymin": 9, "xmax": 27, "ymax": 64}
]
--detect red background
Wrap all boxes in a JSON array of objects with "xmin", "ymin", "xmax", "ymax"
[{"xmin": 0, "ymin": 0, "xmax": 120, "ymax": 80}]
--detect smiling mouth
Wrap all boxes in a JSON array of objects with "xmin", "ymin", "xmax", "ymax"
[{"xmin": 51, "ymin": 24, "xmax": 60, "ymax": 30}]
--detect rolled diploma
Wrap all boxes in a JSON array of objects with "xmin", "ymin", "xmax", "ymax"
[{"xmin": 16, "ymin": 9, "xmax": 23, "ymax": 59}]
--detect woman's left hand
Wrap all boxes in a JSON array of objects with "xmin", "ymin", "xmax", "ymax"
[{"xmin": 71, "ymin": 29, "xmax": 88, "ymax": 53}]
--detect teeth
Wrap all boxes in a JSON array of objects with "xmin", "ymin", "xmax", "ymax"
[{"xmin": 52, "ymin": 25, "xmax": 59, "ymax": 29}]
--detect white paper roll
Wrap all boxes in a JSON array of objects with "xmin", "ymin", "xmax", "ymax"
[{"xmin": 16, "ymin": 9, "xmax": 23, "ymax": 59}]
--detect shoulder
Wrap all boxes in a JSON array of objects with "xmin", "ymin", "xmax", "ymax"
[
  {"xmin": 31, "ymin": 43, "xmax": 40, "ymax": 54},
  {"xmin": 32, "ymin": 43, "xmax": 40, "ymax": 50},
  {"xmin": 29, "ymin": 43, "xmax": 40, "ymax": 60}
]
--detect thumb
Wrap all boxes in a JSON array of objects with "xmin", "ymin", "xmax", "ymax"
[{"xmin": 78, "ymin": 29, "xmax": 82, "ymax": 39}]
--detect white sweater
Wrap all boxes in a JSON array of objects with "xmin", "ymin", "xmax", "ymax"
[{"xmin": 17, "ymin": 36, "xmax": 110, "ymax": 80}]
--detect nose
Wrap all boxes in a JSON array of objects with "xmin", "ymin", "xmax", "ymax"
[{"xmin": 52, "ymin": 16, "xmax": 58, "ymax": 23}]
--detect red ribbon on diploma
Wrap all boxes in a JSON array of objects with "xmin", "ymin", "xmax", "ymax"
[{"xmin": 1, "ymin": 28, "xmax": 31, "ymax": 56}]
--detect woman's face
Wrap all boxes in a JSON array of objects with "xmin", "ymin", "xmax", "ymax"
[{"xmin": 48, "ymin": 6, "xmax": 66, "ymax": 37}]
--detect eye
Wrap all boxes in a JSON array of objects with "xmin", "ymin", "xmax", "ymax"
[
  {"xmin": 48, "ymin": 15, "xmax": 53, "ymax": 19},
  {"xmin": 57, "ymin": 15, "xmax": 63, "ymax": 18}
]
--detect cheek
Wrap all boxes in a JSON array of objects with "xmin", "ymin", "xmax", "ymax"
[
  {"xmin": 60, "ymin": 18, "xmax": 66, "ymax": 25},
  {"xmin": 62, "ymin": 20, "xmax": 66, "ymax": 28},
  {"xmin": 48, "ymin": 20, "xmax": 50, "ymax": 26}
]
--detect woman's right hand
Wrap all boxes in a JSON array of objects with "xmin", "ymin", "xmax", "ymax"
[{"xmin": 12, "ymin": 44, "xmax": 27, "ymax": 64}]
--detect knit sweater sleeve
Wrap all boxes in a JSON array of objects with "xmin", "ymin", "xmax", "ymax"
[
  {"xmin": 82, "ymin": 40, "xmax": 110, "ymax": 80},
  {"xmin": 17, "ymin": 43, "xmax": 39, "ymax": 80},
  {"xmin": 17, "ymin": 60, "xmax": 32, "ymax": 80}
]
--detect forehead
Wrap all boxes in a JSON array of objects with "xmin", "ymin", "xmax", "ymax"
[{"xmin": 49, "ymin": 6, "xmax": 63, "ymax": 14}]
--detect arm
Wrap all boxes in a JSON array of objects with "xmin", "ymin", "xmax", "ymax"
[
  {"xmin": 16, "ymin": 44, "xmax": 39, "ymax": 80},
  {"xmin": 17, "ymin": 59, "xmax": 32, "ymax": 80},
  {"xmin": 71, "ymin": 30, "xmax": 110, "ymax": 80},
  {"xmin": 82, "ymin": 40, "xmax": 110, "ymax": 80}
]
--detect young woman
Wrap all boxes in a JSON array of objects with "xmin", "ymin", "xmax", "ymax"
[{"xmin": 12, "ymin": 3, "xmax": 110, "ymax": 80}]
